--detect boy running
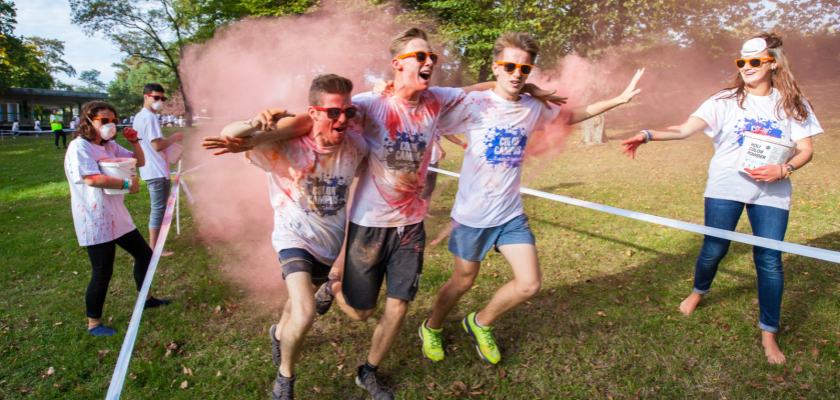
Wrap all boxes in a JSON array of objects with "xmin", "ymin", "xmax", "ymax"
[
  {"xmin": 208, "ymin": 74, "xmax": 368, "ymax": 400},
  {"xmin": 419, "ymin": 32, "xmax": 645, "ymax": 365}
]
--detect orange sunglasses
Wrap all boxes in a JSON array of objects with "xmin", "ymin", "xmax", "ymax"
[
  {"xmin": 396, "ymin": 51, "xmax": 438, "ymax": 65},
  {"xmin": 496, "ymin": 62, "xmax": 534, "ymax": 75},
  {"xmin": 92, "ymin": 117, "xmax": 120, "ymax": 125},
  {"xmin": 735, "ymin": 57, "xmax": 774, "ymax": 69}
]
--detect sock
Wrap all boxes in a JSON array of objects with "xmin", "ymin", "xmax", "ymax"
[
  {"xmin": 326, "ymin": 280, "xmax": 336, "ymax": 296},
  {"xmin": 361, "ymin": 360, "xmax": 378, "ymax": 377},
  {"xmin": 473, "ymin": 313, "xmax": 485, "ymax": 328}
]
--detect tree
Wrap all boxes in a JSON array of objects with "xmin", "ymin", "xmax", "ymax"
[
  {"xmin": 0, "ymin": 0, "xmax": 14, "ymax": 36},
  {"xmin": 77, "ymin": 69, "xmax": 106, "ymax": 92},
  {"xmin": 108, "ymin": 57, "xmax": 178, "ymax": 118},
  {"xmin": 25, "ymin": 37, "xmax": 76, "ymax": 89}
]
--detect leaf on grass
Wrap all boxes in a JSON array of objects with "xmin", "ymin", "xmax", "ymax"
[
  {"xmin": 500, "ymin": 369, "xmax": 506, "ymax": 378},
  {"xmin": 451, "ymin": 381, "xmax": 467, "ymax": 392},
  {"xmin": 614, "ymin": 298, "xmax": 621, "ymax": 304},
  {"xmin": 811, "ymin": 347, "xmax": 819, "ymax": 358},
  {"xmin": 793, "ymin": 365, "xmax": 803, "ymax": 373},
  {"xmin": 800, "ymin": 383, "xmax": 809, "ymax": 390},
  {"xmin": 97, "ymin": 349, "xmax": 110, "ymax": 359},
  {"xmin": 129, "ymin": 373, "xmax": 137, "ymax": 379},
  {"xmin": 772, "ymin": 376, "xmax": 784, "ymax": 383},
  {"xmin": 53, "ymin": 322, "xmax": 62, "ymax": 326},
  {"xmin": 180, "ymin": 380, "xmax": 188, "ymax": 389},
  {"xmin": 597, "ymin": 311, "xmax": 607, "ymax": 317},
  {"xmin": 216, "ymin": 371, "xmax": 222, "ymax": 377},
  {"xmin": 46, "ymin": 367, "xmax": 55, "ymax": 376},
  {"xmin": 720, "ymin": 302, "xmax": 727, "ymax": 308},
  {"xmin": 183, "ymin": 367, "xmax": 193, "ymax": 376},
  {"xmin": 73, "ymin": 271, "xmax": 78, "ymax": 275},
  {"xmin": 214, "ymin": 305, "xmax": 221, "ymax": 314}
]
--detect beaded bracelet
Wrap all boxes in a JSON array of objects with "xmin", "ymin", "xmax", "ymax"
[{"xmin": 641, "ymin": 130, "xmax": 652, "ymax": 143}]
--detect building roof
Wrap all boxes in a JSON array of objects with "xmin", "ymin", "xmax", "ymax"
[{"xmin": 1, "ymin": 88, "xmax": 108, "ymax": 107}]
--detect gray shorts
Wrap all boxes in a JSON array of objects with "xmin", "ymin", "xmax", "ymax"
[{"xmin": 147, "ymin": 178, "xmax": 171, "ymax": 229}]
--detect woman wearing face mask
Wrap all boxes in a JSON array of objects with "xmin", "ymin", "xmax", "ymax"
[
  {"xmin": 621, "ymin": 33, "xmax": 822, "ymax": 364},
  {"xmin": 64, "ymin": 101, "xmax": 171, "ymax": 337}
]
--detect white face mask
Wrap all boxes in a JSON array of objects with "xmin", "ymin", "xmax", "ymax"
[
  {"xmin": 99, "ymin": 123, "xmax": 117, "ymax": 140},
  {"xmin": 151, "ymin": 101, "xmax": 163, "ymax": 111}
]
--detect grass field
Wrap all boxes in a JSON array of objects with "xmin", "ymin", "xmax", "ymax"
[{"xmin": 1, "ymin": 104, "xmax": 839, "ymax": 400}]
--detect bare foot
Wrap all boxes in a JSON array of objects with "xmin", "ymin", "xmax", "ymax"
[
  {"xmin": 679, "ymin": 292, "xmax": 703, "ymax": 316},
  {"xmin": 160, "ymin": 250, "xmax": 174, "ymax": 257},
  {"xmin": 762, "ymin": 331, "xmax": 786, "ymax": 364}
]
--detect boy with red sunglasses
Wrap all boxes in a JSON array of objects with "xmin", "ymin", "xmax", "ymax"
[
  {"xmin": 132, "ymin": 83, "xmax": 184, "ymax": 257},
  {"xmin": 206, "ymin": 74, "xmax": 368, "ymax": 400},
  {"xmin": 415, "ymin": 32, "xmax": 645, "ymax": 366}
]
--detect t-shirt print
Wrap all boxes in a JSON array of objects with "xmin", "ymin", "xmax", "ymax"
[
  {"xmin": 297, "ymin": 172, "xmax": 350, "ymax": 217},
  {"xmin": 483, "ymin": 125, "xmax": 529, "ymax": 169}
]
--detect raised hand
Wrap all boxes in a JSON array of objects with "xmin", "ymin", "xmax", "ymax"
[
  {"xmin": 620, "ymin": 133, "xmax": 647, "ymax": 159},
  {"xmin": 616, "ymin": 68, "xmax": 645, "ymax": 105},
  {"xmin": 373, "ymin": 80, "xmax": 395, "ymax": 97},
  {"xmin": 201, "ymin": 136, "xmax": 254, "ymax": 155},
  {"xmin": 256, "ymin": 109, "xmax": 296, "ymax": 131},
  {"xmin": 121, "ymin": 127, "xmax": 139, "ymax": 142}
]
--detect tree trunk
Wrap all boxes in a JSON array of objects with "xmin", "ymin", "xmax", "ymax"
[{"xmin": 581, "ymin": 113, "xmax": 606, "ymax": 145}]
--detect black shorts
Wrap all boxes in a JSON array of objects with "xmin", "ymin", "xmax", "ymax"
[
  {"xmin": 279, "ymin": 248, "xmax": 330, "ymax": 287},
  {"xmin": 342, "ymin": 221, "xmax": 425, "ymax": 310}
]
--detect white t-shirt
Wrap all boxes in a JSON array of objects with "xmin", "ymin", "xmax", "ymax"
[
  {"xmin": 440, "ymin": 89, "xmax": 562, "ymax": 227},
  {"xmin": 246, "ymin": 132, "xmax": 368, "ymax": 264},
  {"xmin": 69, "ymin": 121, "xmax": 77, "ymax": 130},
  {"xmin": 130, "ymin": 116, "xmax": 135, "ymax": 124},
  {"xmin": 34, "ymin": 120, "xmax": 41, "ymax": 131},
  {"xmin": 348, "ymin": 87, "xmax": 466, "ymax": 227},
  {"xmin": 12, "ymin": 122, "xmax": 19, "ymax": 131},
  {"xmin": 691, "ymin": 88, "xmax": 823, "ymax": 210},
  {"xmin": 64, "ymin": 138, "xmax": 137, "ymax": 246},
  {"xmin": 133, "ymin": 108, "xmax": 169, "ymax": 180}
]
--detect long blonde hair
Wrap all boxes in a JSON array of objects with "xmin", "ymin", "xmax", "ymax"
[{"xmin": 721, "ymin": 32, "xmax": 812, "ymax": 123}]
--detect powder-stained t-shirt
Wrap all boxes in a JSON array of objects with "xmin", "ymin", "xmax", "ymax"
[
  {"xmin": 64, "ymin": 138, "xmax": 137, "ymax": 246},
  {"xmin": 133, "ymin": 108, "xmax": 169, "ymax": 181},
  {"xmin": 348, "ymin": 87, "xmax": 466, "ymax": 227},
  {"xmin": 691, "ymin": 88, "xmax": 822, "ymax": 210},
  {"xmin": 440, "ymin": 89, "xmax": 562, "ymax": 228},
  {"xmin": 246, "ymin": 132, "xmax": 368, "ymax": 265}
]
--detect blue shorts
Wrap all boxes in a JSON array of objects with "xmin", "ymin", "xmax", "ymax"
[
  {"xmin": 448, "ymin": 215, "xmax": 536, "ymax": 262},
  {"xmin": 147, "ymin": 178, "xmax": 171, "ymax": 229}
]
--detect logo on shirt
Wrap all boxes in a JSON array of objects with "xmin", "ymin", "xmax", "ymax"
[
  {"xmin": 482, "ymin": 126, "xmax": 528, "ymax": 169},
  {"xmin": 734, "ymin": 117, "xmax": 783, "ymax": 146},
  {"xmin": 384, "ymin": 130, "xmax": 428, "ymax": 172},
  {"xmin": 298, "ymin": 173, "xmax": 349, "ymax": 217}
]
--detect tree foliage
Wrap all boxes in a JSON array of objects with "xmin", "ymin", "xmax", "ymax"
[{"xmin": 107, "ymin": 57, "xmax": 178, "ymax": 117}]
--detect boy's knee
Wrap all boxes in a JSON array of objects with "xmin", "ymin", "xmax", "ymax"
[{"xmin": 516, "ymin": 279, "xmax": 541, "ymax": 298}]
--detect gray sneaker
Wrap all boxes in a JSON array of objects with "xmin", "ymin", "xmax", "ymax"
[
  {"xmin": 355, "ymin": 366, "xmax": 395, "ymax": 400},
  {"xmin": 269, "ymin": 324, "xmax": 281, "ymax": 366},
  {"xmin": 271, "ymin": 373, "xmax": 295, "ymax": 400},
  {"xmin": 315, "ymin": 281, "xmax": 335, "ymax": 315}
]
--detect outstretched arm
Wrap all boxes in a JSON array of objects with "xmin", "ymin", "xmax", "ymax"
[
  {"xmin": 620, "ymin": 116, "xmax": 708, "ymax": 159},
  {"xmin": 567, "ymin": 68, "xmax": 645, "ymax": 125}
]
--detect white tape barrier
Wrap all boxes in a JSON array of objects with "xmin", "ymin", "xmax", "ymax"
[
  {"xmin": 429, "ymin": 167, "xmax": 840, "ymax": 264},
  {"xmin": 105, "ymin": 175, "xmax": 181, "ymax": 400}
]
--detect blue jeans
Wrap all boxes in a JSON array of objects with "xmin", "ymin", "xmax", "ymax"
[{"xmin": 694, "ymin": 198, "xmax": 789, "ymax": 333}]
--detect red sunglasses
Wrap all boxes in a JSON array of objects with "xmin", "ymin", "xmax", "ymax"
[
  {"xmin": 144, "ymin": 94, "xmax": 169, "ymax": 102},
  {"xmin": 312, "ymin": 106, "xmax": 357, "ymax": 119},
  {"xmin": 92, "ymin": 117, "xmax": 120, "ymax": 124}
]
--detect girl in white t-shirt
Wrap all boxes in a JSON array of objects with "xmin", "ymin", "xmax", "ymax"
[
  {"xmin": 64, "ymin": 101, "xmax": 171, "ymax": 337},
  {"xmin": 622, "ymin": 33, "xmax": 822, "ymax": 365},
  {"xmin": 34, "ymin": 119, "xmax": 41, "ymax": 137}
]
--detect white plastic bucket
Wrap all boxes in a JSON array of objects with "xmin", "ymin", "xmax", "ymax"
[
  {"xmin": 99, "ymin": 158, "xmax": 137, "ymax": 195},
  {"xmin": 165, "ymin": 142, "xmax": 184, "ymax": 164},
  {"xmin": 736, "ymin": 133, "xmax": 796, "ymax": 173}
]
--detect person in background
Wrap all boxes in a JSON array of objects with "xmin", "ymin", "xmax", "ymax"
[
  {"xmin": 12, "ymin": 119, "xmax": 19, "ymax": 132},
  {"xmin": 622, "ymin": 32, "xmax": 821, "ymax": 365},
  {"xmin": 34, "ymin": 118, "xmax": 42, "ymax": 137},
  {"xmin": 70, "ymin": 119, "xmax": 77, "ymax": 131},
  {"xmin": 133, "ymin": 83, "xmax": 184, "ymax": 257},
  {"xmin": 51, "ymin": 108, "xmax": 66, "ymax": 150},
  {"xmin": 64, "ymin": 101, "xmax": 171, "ymax": 337},
  {"xmin": 122, "ymin": 118, "xmax": 128, "ymax": 124},
  {"xmin": 130, "ymin": 114, "xmax": 135, "ymax": 124}
]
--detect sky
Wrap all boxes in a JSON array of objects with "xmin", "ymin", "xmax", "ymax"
[{"xmin": 14, "ymin": 0, "xmax": 124, "ymax": 86}]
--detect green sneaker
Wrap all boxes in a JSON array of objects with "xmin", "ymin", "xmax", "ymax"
[
  {"xmin": 419, "ymin": 319, "xmax": 444, "ymax": 362},
  {"xmin": 462, "ymin": 312, "xmax": 501, "ymax": 365}
]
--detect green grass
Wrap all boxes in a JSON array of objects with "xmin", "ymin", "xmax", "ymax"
[{"xmin": 2, "ymin": 111, "xmax": 839, "ymax": 400}]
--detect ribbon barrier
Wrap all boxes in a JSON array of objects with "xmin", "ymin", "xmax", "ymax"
[
  {"xmin": 430, "ymin": 167, "xmax": 840, "ymax": 264},
  {"xmin": 104, "ymin": 175, "xmax": 181, "ymax": 400}
]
